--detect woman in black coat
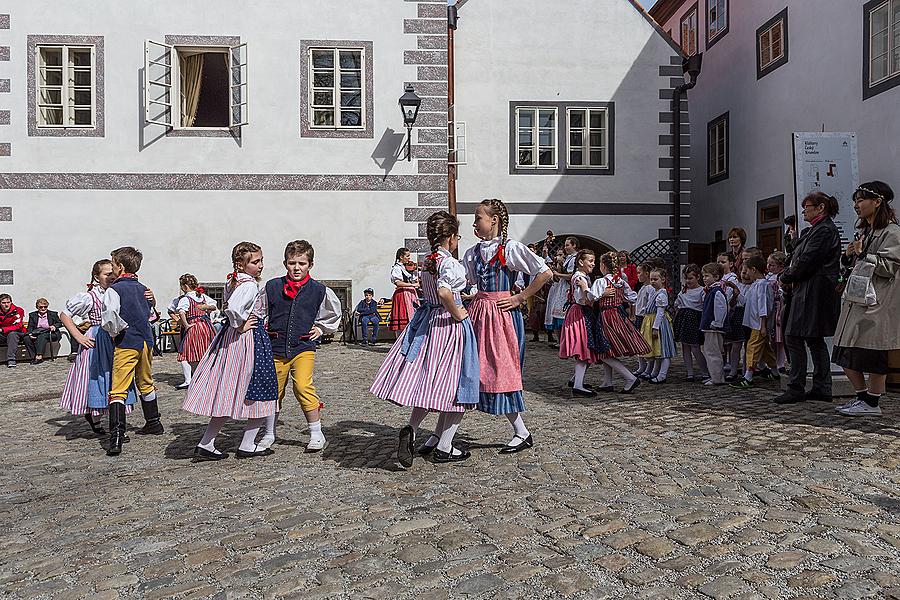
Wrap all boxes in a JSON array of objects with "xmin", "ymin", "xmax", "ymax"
[
  {"xmin": 774, "ymin": 192, "xmax": 842, "ymax": 404},
  {"xmin": 24, "ymin": 298, "xmax": 64, "ymax": 364}
]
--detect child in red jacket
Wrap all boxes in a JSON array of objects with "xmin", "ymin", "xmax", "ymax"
[{"xmin": 0, "ymin": 294, "xmax": 26, "ymax": 367}]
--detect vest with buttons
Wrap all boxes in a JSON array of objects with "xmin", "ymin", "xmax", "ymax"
[
  {"xmin": 265, "ymin": 276, "xmax": 327, "ymax": 359},
  {"xmin": 700, "ymin": 285, "xmax": 726, "ymax": 332},
  {"xmin": 111, "ymin": 277, "xmax": 154, "ymax": 350}
]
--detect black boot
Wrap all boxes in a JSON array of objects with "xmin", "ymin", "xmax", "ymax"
[
  {"xmin": 136, "ymin": 394, "xmax": 164, "ymax": 435},
  {"xmin": 106, "ymin": 402, "xmax": 126, "ymax": 456},
  {"xmin": 84, "ymin": 413, "xmax": 105, "ymax": 435}
]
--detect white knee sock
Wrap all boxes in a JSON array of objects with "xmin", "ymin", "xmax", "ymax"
[
  {"xmin": 573, "ymin": 361, "xmax": 589, "ymax": 391},
  {"xmin": 264, "ymin": 412, "xmax": 277, "ymax": 436},
  {"xmin": 635, "ymin": 357, "xmax": 648, "ymax": 375},
  {"xmin": 656, "ymin": 358, "xmax": 671, "ymax": 380},
  {"xmin": 239, "ymin": 417, "xmax": 266, "ymax": 452},
  {"xmin": 602, "ymin": 363, "xmax": 614, "ymax": 387},
  {"xmin": 409, "ymin": 407, "xmax": 429, "ymax": 432},
  {"xmin": 505, "ymin": 412, "xmax": 530, "ymax": 446},
  {"xmin": 308, "ymin": 420, "xmax": 325, "ymax": 443},
  {"xmin": 423, "ymin": 412, "xmax": 446, "ymax": 449},
  {"xmin": 257, "ymin": 412, "xmax": 277, "ymax": 449},
  {"xmin": 180, "ymin": 361, "xmax": 192, "ymax": 384},
  {"xmin": 650, "ymin": 359, "xmax": 661, "ymax": 378},
  {"xmin": 604, "ymin": 357, "xmax": 637, "ymax": 385},
  {"xmin": 437, "ymin": 412, "xmax": 464, "ymax": 453},
  {"xmin": 199, "ymin": 416, "xmax": 227, "ymax": 453},
  {"xmin": 744, "ymin": 369, "xmax": 754, "ymax": 381}
]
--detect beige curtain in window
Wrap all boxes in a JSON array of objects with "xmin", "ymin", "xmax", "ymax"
[{"xmin": 180, "ymin": 53, "xmax": 204, "ymax": 127}]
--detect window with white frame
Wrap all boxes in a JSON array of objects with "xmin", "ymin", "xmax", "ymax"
[
  {"xmin": 36, "ymin": 45, "xmax": 94, "ymax": 127},
  {"xmin": 707, "ymin": 0, "xmax": 729, "ymax": 46},
  {"xmin": 516, "ymin": 107, "xmax": 557, "ymax": 168},
  {"xmin": 869, "ymin": 0, "xmax": 900, "ymax": 86},
  {"xmin": 309, "ymin": 48, "xmax": 364, "ymax": 129},
  {"xmin": 567, "ymin": 108, "xmax": 608, "ymax": 169},
  {"xmin": 759, "ymin": 19, "xmax": 784, "ymax": 71},
  {"xmin": 681, "ymin": 5, "xmax": 699, "ymax": 57},
  {"xmin": 708, "ymin": 112, "xmax": 728, "ymax": 183}
]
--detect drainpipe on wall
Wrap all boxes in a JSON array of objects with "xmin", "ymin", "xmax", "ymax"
[
  {"xmin": 447, "ymin": 4, "xmax": 459, "ymax": 218},
  {"xmin": 671, "ymin": 53, "xmax": 702, "ymax": 277}
]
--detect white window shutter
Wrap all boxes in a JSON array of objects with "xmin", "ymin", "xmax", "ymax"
[
  {"xmin": 144, "ymin": 39, "xmax": 173, "ymax": 128},
  {"xmin": 230, "ymin": 43, "xmax": 249, "ymax": 127}
]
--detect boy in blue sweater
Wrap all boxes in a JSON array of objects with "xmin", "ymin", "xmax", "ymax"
[
  {"xmin": 100, "ymin": 246, "xmax": 161, "ymax": 456},
  {"xmin": 355, "ymin": 288, "xmax": 380, "ymax": 345}
]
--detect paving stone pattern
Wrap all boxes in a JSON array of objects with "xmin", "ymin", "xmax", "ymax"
[{"xmin": 1, "ymin": 341, "xmax": 899, "ymax": 599}]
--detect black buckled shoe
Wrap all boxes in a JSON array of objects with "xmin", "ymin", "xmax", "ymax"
[
  {"xmin": 567, "ymin": 381, "xmax": 594, "ymax": 390},
  {"xmin": 499, "ymin": 434, "xmax": 534, "ymax": 454},
  {"xmin": 84, "ymin": 414, "xmax": 106, "ymax": 435},
  {"xmin": 432, "ymin": 447, "xmax": 471, "ymax": 463},
  {"xmin": 194, "ymin": 446, "xmax": 230, "ymax": 461},
  {"xmin": 397, "ymin": 425, "xmax": 415, "ymax": 468},
  {"xmin": 621, "ymin": 378, "xmax": 641, "ymax": 394},
  {"xmin": 416, "ymin": 434, "xmax": 439, "ymax": 456},
  {"xmin": 235, "ymin": 447, "xmax": 275, "ymax": 459},
  {"xmin": 572, "ymin": 387, "xmax": 597, "ymax": 398}
]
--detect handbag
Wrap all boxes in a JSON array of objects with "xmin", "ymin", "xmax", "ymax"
[{"xmin": 841, "ymin": 230, "xmax": 879, "ymax": 306}]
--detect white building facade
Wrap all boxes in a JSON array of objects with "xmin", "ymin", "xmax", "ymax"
[
  {"xmin": 651, "ymin": 0, "xmax": 900, "ymax": 260},
  {"xmin": 0, "ymin": 0, "xmax": 688, "ymax": 341}
]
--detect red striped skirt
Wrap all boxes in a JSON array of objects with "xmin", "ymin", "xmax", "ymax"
[
  {"xmin": 389, "ymin": 287, "xmax": 417, "ymax": 331},
  {"xmin": 178, "ymin": 319, "xmax": 215, "ymax": 362},
  {"xmin": 600, "ymin": 306, "xmax": 652, "ymax": 359},
  {"xmin": 182, "ymin": 326, "xmax": 275, "ymax": 420},
  {"xmin": 559, "ymin": 304, "xmax": 599, "ymax": 364},
  {"xmin": 469, "ymin": 292, "xmax": 522, "ymax": 393}
]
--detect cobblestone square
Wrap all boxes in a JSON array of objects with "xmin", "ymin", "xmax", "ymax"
[{"xmin": 2, "ymin": 342, "xmax": 899, "ymax": 599}]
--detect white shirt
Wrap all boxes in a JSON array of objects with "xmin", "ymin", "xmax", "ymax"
[
  {"xmin": 62, "ymin": 289, "xmax": 102, "ymax": 319},
  {"xmin": 587, "ymin": 274, "xmax": 638, "ymax": 304},
  {"xmin": 634, "ymin": 284, "xmax": 652, "ymax": 316},
  {"xmin": 570, "ymin": 272, "xmax": 592, "ymax": 305},
  {"xmin": 100, "ymin": 287, "xmax": 128, "ymax": 336},
  {"xmin": 224, "ymin": 274, "xmax": 262, "ymax": 328},
  {"xmin": 644, "ymin": 287, "xmax": 669, "ymax": 330},
  {"xmin": 462, "ymin": 237, "xmax": 550, "ymax": 283},
  {"xmin": 390, "ymin": 262, "xmax": 418, "ymax": 284},
  {"xmin": 314, "ymin": 287, "xmax": 344, "ymax": 334},
  {"xmin": 435, "ymin": 249, "xmax": 468, "ymax": 292},
  {"xmin": 675, "ymin": 286, "xmax": 704, "ymax": 311},
  {"xmin": 742, "ymin": 278, "xmax": 771, "ymax": 330},
  {"xmin": 176, "ymin": 291, "xmax": 217, "ymax": 313}
]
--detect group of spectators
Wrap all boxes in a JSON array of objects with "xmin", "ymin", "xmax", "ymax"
[{"xmin": 0, "ymin": 294, "xmax": 65, "ymax": 367}]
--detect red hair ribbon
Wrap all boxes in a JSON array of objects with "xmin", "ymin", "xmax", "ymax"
[
  {"xmin": 86, "ymin": 282, "xmax": 95, "ymax": 291},
  {"xmin": 196, "ymin": 286, "xmax": 206, "ymax": 295},
  {"xmin": 227, "ymin": 271, "xmax": 238, "ymax": 281},
  {"xmin": 426, "ymin": 251, "xmax": 441, "ymax": 263}
]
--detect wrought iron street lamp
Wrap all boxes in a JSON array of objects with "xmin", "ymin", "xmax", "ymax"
[{"xmin": 399, "ymin": 84, "xmax": 422, "ymax": 161}]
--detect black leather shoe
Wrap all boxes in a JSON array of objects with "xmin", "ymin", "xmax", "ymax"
[
  {"xmin": 397, "ymin": 425, "xmax": 415, "ymax": 468},
  {"xmin": 499, "ymin": 434, "xmax": 534, "ymax": 454},
  {"xmin": 84, "ymin": 414, "xmax": 105, "ymax": 435},
  {"xmin": 136, "ymin": 419, "xmax": 165, "ymax": 435},
  {"xmin": 621, "ymin": 378, "xmax": 641, "ymax": 394},
  {"xmin": 174, "ymin": 382, "xmax": 190, "ymax": 390},
  {"xmin": 416, "ymin": 434, "xmax": 439, "ymax": 456},
  {"xmin": 598, "ymin": 385, "xmax": 615, "ymax": 392},
  {"xmin": 194, "ymin": 447, "xmax": 230, "ymax": 461},
  {"xmin": 432, "ymin": 447, "xmax": 471, "ymax": 463},
  {"xmin": 235, "ymin": 448, "xmax": 275, "ymax": 459},
  {"xmin": 567, "ymin": 381, "xmax": 594, "ymax": 390},
  {"xmin": 572, "ymin": 387, "xmax": 597, "ymax": 398},
  {"xmin": 773, "ymin": 391, "xmax": 805, "ymax": 405},
  {"xmin": 804, "ymin": 390, "xmax": 833, "ymax": 403}
]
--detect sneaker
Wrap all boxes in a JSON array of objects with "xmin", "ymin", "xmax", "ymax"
[
  {"xmin": 306, "ymin": 436, "xmax": 327, "ymax": 452},
  {"xmin": 729, "ymin": 377, "xmax": 753, "ymax": 389},
  {"xmin": 757, "ymin": 368, "xmax": 778, "ymax": 381},
  {"xmin": 685, "ymin": 375, "xmax": 696, "ymax": 383},
  {"xmin": 6, "ymin": 361, "xmax": 15, "ymax": 368},
  {"xmin": 724, "ymin": 374, "xmax": 739, "ymax": 383},
  {"xmin": 837, "ymin": 399, "xmax": 882, "ymax": 417}
]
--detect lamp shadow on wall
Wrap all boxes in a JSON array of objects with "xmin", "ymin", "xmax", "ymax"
[
  {"xmin": 138, "ymin": 67, "xmax": 167, "ymax": 151},
  {"xmin": 371, "ymin": 127, "xmax": 407, "ymax": 181}
]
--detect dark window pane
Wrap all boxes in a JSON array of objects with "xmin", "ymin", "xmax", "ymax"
[
  {"xmin": 519, "ymin": 149, "xmax": 533, "ymax": 165},
  {"xmin": 43, "ymin": 69, "xmax": 63, "ymax": 86},
  {"xmin": 313, "ymin": 71, "xmax": 335, "ymax": 87},
  {"xmin": 590, "ymin": 150, "xmax": 605, "ymax": 166},
  {"xmin": 73, "ymin": 90, "xmax": 91, "ymax": 106},
  {"xmin": 590, "ymin": 111, "xmax": 605, "ymax": 128},
  {"xmin": 519, "ymin": 130, "xmax": 533, "ymax": 146},
  {"xmin": 39, "ymin": 88, "xmax": 62, "ymax": 105},
  {"xmin": 570, "ymin": 131, "xmax": 583, "ymax": 147},
  {"xmin": 313, "ymin": 91, "xmax": 333, "ymax": 106},
  {"xmin": 518, "ymin": 110, "xmax": 534, "ymax": 128},
  {"xmin": 41, "ymin": 48, "xmax": 62, "ymax": 66},
  {"xmin": 312, "ymin": 50, "xmax": 334, "ymax": 69},
  {"xmin": 74, "ymin": 109, "xmax": 92, "ymax": 125},
  {"xmin": 71, "ymin": 50, "xmax": 91, "ymax": 66},
  {"xmin": 72, "ymin": 70, "xmax": 92, "ymax": 86},
  {"xmin": 589, "ymin": 132, "xmax": 604, "ymax": 147},
  {"xmin": 570, "ymin": 150, "xmax": 583, "ymax": 166},
  {"xmin": 569, "ymin": 110, "xmax": 584, "ymax": 128},
  {"xmin": 340, "ymin": 110, "xmax": 361, "ymax": 126},
  {"xmin": 340, "ymin": 72, "xmax": 361, "ymax": 88},
  {"xmin": 538, "ymin": 149, "xmax": 554, "ymax": 165},
  {"xmin": 539, "ymin": 130, "xmax": 553, "ymax": 146},
  {"xmin": 40, "ymin": 107, "xmax": 63, "ymax": 125},
  {"xmin": 539, "ymin": 110, "xmax": 555, "ymax": 127},
  {"xmin": 313, "ymin": 110, "xmax": 334, "ymax": 126},
  {"xmin": 339, "ymin": 51, "xmax": 362, "ymax": 69},
  {"xmin": 340, "ymin": 91, "xmax": 361, "ymax": 108}
]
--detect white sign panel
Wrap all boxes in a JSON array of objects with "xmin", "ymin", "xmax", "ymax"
[{"xmin": 792, "ymin": 132, "xmax": 859, "ymax": 244}]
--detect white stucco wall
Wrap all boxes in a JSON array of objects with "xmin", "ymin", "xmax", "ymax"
[
  {"xmin": 453, "ymin": 0, "xmax": 682, "ymax": 252},
  {"xmin": 657, "ymin": 0, "xmax": 900, "ymax": 247}
]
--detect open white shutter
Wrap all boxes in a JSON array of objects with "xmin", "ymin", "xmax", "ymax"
[
  {"xmin": 230, "ymin": 42, "xmax": 249, "ymax": 127},
  {"xmin": 144, "ymin": 39, "xmax": 174, "ymax": 128},
  {"xmin": 449, "ymin": 121, "xmax": 467, "ymax": 165}
]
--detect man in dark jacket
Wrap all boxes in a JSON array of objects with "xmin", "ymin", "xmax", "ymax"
[
  {"xmin": 774, "ymin": 192, "xmax": 842, "ymax": 404},
  {"xmin": 24, "ymin": 298, "xmax": 64, "ymax": 363}
]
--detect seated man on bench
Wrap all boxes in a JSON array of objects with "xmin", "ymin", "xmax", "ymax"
[{"xmin": 0, "ymin": 293, "xmax": 26, "ymax": 367}]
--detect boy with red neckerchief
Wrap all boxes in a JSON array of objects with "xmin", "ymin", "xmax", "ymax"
[
  {"xmin": 0, "ymin": 294, "xmax": 26, "ymax": 367},
  {"xmin": 100, "ymin": 246, "xmax": 161, "ymax": 456},
  {"xmin": 262, "ymin": 240, "xmax": 341, "ymax": 452}
]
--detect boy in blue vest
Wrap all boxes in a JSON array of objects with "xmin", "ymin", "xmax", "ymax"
[
  {"xmin": 100, "ymin": 246, "xmax": 162, "ymax": 456},
  {"xmin": 699, "ymin": 262, "xmax": 728, "ymax": 385},
  {"xmin": 355, "ymin": 288, "xmax": 380, "ymax": 345},
  {"xmin": 262, "ymin": 240, "xmax": 341, "ymax": 453}
]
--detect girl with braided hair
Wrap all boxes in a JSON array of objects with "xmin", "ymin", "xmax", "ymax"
[
  {"xmin": 371, "ymin": 211, "xmax": 479, "ymax": 466},
  {"xmin": 174, "ymin": 273, "xmax": 217, "ymax": 390},
  {"xmin": 463, "ymin": 198, "xmax": 552, "ymax": 453}
]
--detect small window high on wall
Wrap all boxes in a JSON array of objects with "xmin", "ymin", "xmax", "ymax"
[{"xmin": 864, "ymin": 0, "xmax": 900, "ymax": 99}]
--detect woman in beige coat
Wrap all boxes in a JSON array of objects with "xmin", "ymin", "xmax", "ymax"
[{"xmin": 833, "ymin": 181, "xmax": 900, "ymax": 417}]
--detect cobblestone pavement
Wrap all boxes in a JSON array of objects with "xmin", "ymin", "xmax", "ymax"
[{"xmin": 2, "ymin": 340, "xmax": 899, "ymax": 600}]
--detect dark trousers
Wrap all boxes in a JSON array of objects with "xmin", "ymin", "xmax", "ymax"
[
  {"xmin": 360, "ymin": 315, "xmax": 379, "ymax": 342},
  {"xmin": 785, "ymin": 335, "xmax": 832, "ymax": 395},
  {"xmin": 23, "ymin": 330, "xmax": 62, "ymax": 358},
  {"xmin": 1, "ymin": 331, "xmax": 23, "ymax": 362}
]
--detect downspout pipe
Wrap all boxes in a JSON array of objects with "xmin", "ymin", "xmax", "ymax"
[
  {"xmin": 447, "ymin": 4, "xmax": 459, "ymax": 218},
  {"xmin": 671, "ymin": 53, "xmax": 701, "ymax": 276}
]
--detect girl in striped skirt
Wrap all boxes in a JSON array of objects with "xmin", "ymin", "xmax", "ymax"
[
  {"xmin": 388, "ymin": 248, "xmax": 420, "ymax": 336},
  {"xmin": 58, "ymin": 259, "xmax": 138, "ymax": 434},
  {"xmin": 673, "ymin": 264, "xmax": 709, "ymax": 382},
  {"xmin": 558, "ymin": 249, "xmax": 601, "ymax": 397},
  {"xmin": 182, "ymin": 242, "xmax": 278, "ymax": 461},
  {"xmin": 174, "ymin": 274, "xmax": 217, "ymax": 390},
  {"xmin": 371, "ymin": 211, "xmax": 480, "ymax": 466},
  {"xmin": 639, "ymin": 267, "xmax": 677, "ymax": 384},
  {"xmin": 588, "ymin": 252, "xmax": 650, "ymax": 393},
  {"xmin": 463, "ymin": 199, "xmax": 552, "ymax": 454}
]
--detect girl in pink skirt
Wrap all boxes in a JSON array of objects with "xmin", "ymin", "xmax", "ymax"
[
  {"xmin": 58, "ymin": 259, "xmax": 137, "ymax": 434},
  {"xmin": 174, "ymin": 273, "xmax": 217, "ymax": 390},
  {"xmin": 558, "ymin": 249, "xmax": 601, "ymax": 397},
  {"xmin": 388, "ymin": 247, "xmax": 420, "ymax": 336},
  {"xmin": 588, "ymin": 251, "xmax": 650, "ymax": 393},
  {"xmin": 182, "ymin": 242, "xmax": 278, "ymax": 461},
  {"xmin": 463, "ymin": 199, "xmax": 552, "ymax": 453},
  {"xmin": 371, "ymin": 211, "xmax": 480, "ymax": 466}
]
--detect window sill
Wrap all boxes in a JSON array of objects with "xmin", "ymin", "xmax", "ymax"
[
  {"xmin": 167, "ymin": 127, "xmax": 240, "ymax": 138},
  {"xmin": 29, "ymin": 125, "xmax": 103, "ymax": 138},
  {"xmin": 864, "ymin": 72, "xmax": 900, "ymax": 100}
]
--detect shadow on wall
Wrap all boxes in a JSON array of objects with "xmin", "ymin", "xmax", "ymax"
[{"xmin": 371, "ymin": 127, "xmax": 407, "ymax": 180}]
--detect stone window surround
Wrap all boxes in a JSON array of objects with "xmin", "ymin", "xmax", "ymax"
[
  {"xmin": 707, "ymin": 111, "xmax": 729, "ymax": 185},
  {"xmin": 508, "ymin": 101, "xmax": 615, "ymax": 176},
  {"xmin": 756, "ymin": 7, "xmax": 789, "ymax": 80},
  {"xmin": 299, "ymin": 40, "xmax": 374, "ymax": 139},
  {"xmin": 27, "ymin": 35, "xmax": 105, "ymax": 137},
  {"xmin": 863, "ymin": 0, "xmax": 900, "ymax": 100},
  {"xmin": 705, "ymin": 0, "xmax": 729, "ymax": 50}
]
